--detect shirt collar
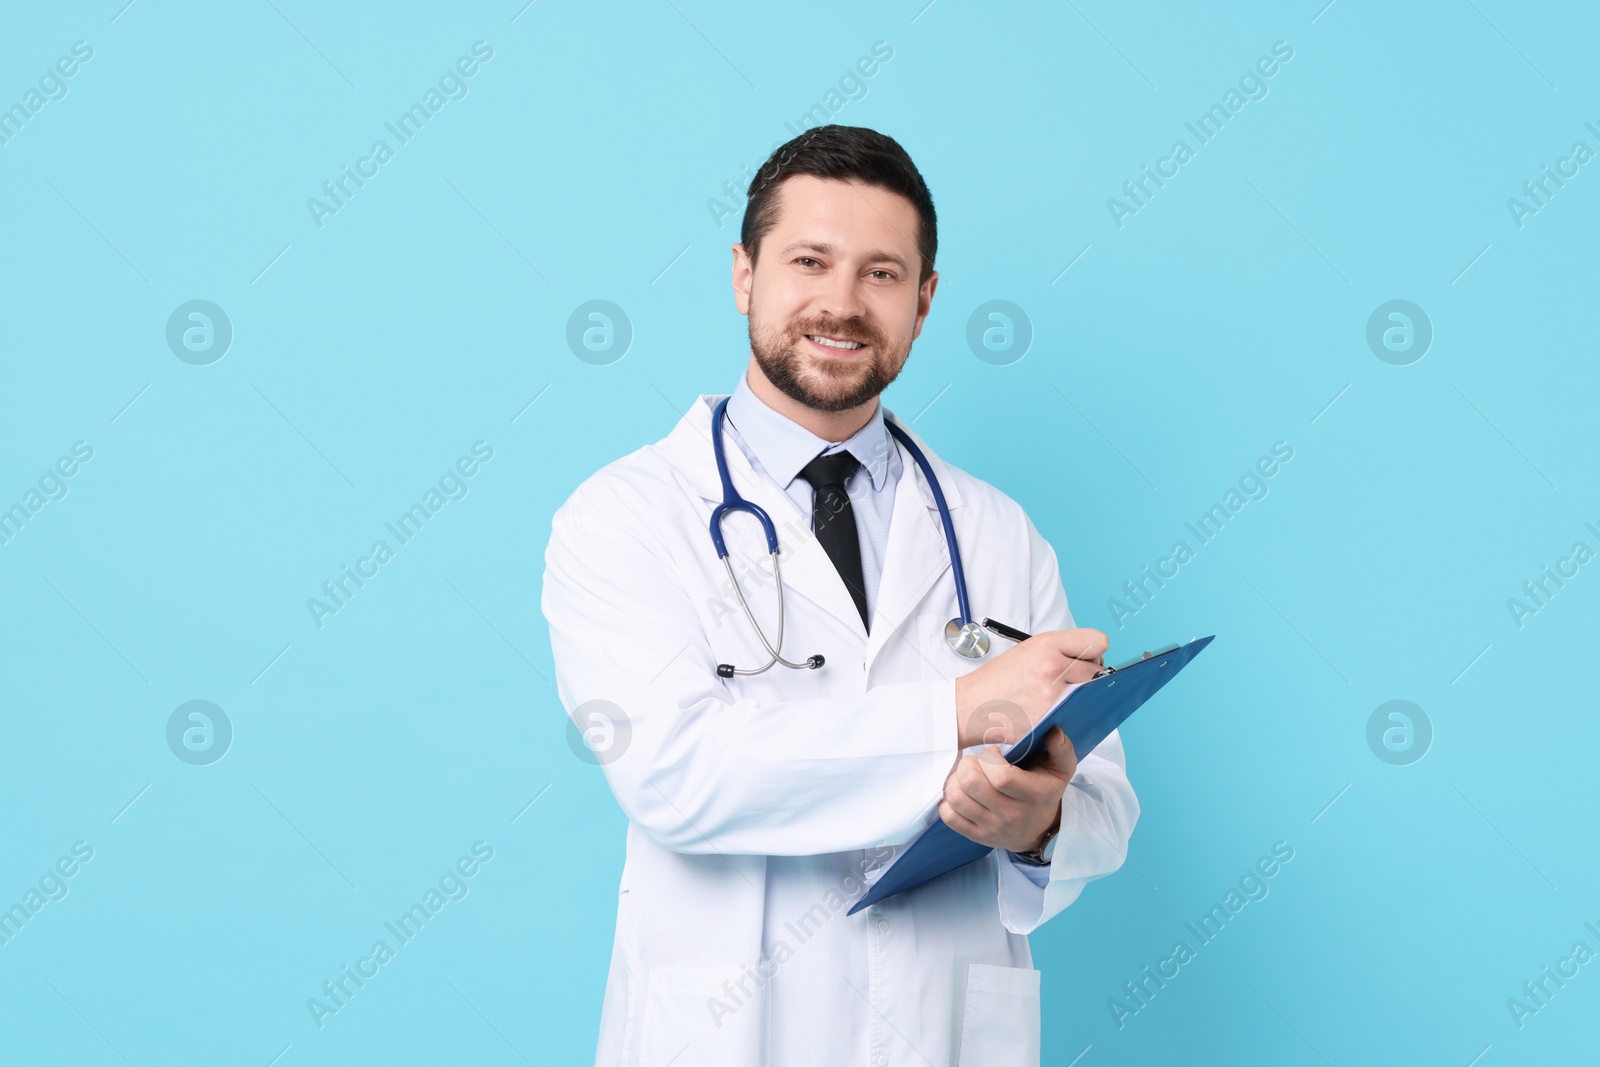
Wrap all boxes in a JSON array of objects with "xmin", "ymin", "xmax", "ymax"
[{"xmin": 724, "ymin": 370, "xmax": 898, "ymax": 492}]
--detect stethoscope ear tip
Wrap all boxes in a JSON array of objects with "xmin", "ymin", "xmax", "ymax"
[{"xmin": 715, "ymin": 656, "xmax": 822, "ymax": 678}]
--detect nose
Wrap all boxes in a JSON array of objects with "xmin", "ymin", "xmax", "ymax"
[{"xmin": 816, "ymin": 263, "xmax": 868, "ymax": 327}]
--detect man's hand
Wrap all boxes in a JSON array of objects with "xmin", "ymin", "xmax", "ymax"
[
  {"xmin": 938, "ymin": 726, "xmax": 1078, "ymax": 853},
  {"xmin": 954, "ymin": 628, "xmax": 1107, "ymax": 749}
]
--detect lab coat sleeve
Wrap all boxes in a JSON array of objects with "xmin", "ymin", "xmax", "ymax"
[
  {"xmin": 541, "ymin": 485, "xmax": 959, "ymax": 857},
  {"xmin": 995, "ymin": 515, "xmax": 1141, "ymax": 935}
]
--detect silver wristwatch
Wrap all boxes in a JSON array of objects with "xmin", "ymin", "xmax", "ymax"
[{"xmin": 1012, "ymin": 825, "xmax": 1059, "ymax": 867}]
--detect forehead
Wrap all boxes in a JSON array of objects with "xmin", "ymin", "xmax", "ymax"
[{"xmin": 764, "ymin": 175, "xmax": 921, "ymax": 261}]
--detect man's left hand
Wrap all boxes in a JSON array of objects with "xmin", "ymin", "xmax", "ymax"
[{"xmin": 938, "ymin": 726, "xmax": 1077, "ymax": 854}]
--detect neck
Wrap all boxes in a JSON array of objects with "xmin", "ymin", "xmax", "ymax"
[{"xmin": 744, "ymin": 357, "xmax": 878, "ymax": 442}]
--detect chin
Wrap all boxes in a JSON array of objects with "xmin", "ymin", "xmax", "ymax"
[{"xmin": 798, "ymin": 359, "xmax": 873, "ymax": 394}]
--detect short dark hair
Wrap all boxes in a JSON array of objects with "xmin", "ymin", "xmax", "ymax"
[{"xmin": 740, "ymin": 125, "xmax": 937, "ymax": 284}]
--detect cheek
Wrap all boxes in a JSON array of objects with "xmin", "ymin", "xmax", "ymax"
[
  {"xmin": 753, "ymin": 286, "xmax": 809, "ymax": 331},
  {"xmin": 874, "ymin": 296, "xmax": 920, "ymax": 338},
  {"xmin": 747, "ymin": 303, "xmax": 785, "ymax": 341}
]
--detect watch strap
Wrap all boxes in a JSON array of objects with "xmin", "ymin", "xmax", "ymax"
[{"xmin": 1012, "ymin": 804, "xmax": 1063, "ymax": 866}]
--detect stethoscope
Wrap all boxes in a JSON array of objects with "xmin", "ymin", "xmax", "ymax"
[{"xmin": 709, "ymin": 395, "xmax": 992, "ymax": 678}]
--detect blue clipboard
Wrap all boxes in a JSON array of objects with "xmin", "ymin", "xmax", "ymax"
[{"xmin": 847, "ymin": 634, "xmax": 1215, "ymax": 915}]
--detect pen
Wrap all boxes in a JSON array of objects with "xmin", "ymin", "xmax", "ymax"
[
  {"xmin": 982, "ymin": 618, "xmax": 1118, "ymax": 677},
  {"xmin": 980, "ymin": 617, "xmax": 1032, "ymax": 643}
]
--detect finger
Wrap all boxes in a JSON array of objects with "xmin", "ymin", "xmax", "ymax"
[
  {"xmin": 1042, "ymin": 630, "xmax": 1108, "ymax": 687},
  {"xmin": 938, "ymin": 798, "xmax": 989, "ymax": 843},
  {"xmin": 944, "ymin": 785, "xmax": 991, "ymax": 825},
  {"xmin": 943, "ymin": 767, "xmax": 990, "ymax": 822},
  {"xmin": 948, "ymin": 758, "xmax": 1003, "ymax": 819},
  {"xmin": 1052, "ymin": 658, "xmax": 1105, "ymax": 687},
  {"xmin": 1049, "ymin": 726, "xmax": 1075, "ymax": 777},
  {"xmin": 1042, "ymin": 726, "xmax": 1079, "ymax": 781},
  {"xmin": 968, "ymin": 762, "xmax": 1057, "ymax": 836},
  {"xmin": 971, "ymin": 749, "xmax": 1043, "ymax": 802},
  {"xmin": 1053, "ymin": 725, "xmax": 1078, "ymax": 762},
  {"xmin": 1049, "ymin": 627, "xmax": 1108, "ymax": 662},
  {"xmin": 973, "ymin": 745, "xmax": 1007, "ymax": 768},
  {"xmin": 975, "ymin": 750, "xmax": 1049, "ymax": 803}
]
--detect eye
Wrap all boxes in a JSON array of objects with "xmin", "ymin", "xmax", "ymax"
[
  {"xmin": 869, "ymin": 269, "xmax": 896, "ymax": 281},
  {"xmin": 795, "ymin": 257, "xmax": 822, "ymax": 268}
]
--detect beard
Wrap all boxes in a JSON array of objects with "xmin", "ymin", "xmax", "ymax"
[{"xmin": 749, "ymin": 305, "xmax": 911, "ymax": 413}]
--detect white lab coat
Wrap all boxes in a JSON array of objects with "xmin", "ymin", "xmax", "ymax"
[{"xmin": 542, "ymin": 393, "xmax": 1139, "ymax": 1067}]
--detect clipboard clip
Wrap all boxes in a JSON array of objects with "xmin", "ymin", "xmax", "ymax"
[{"xmin": 1094, "ymin": 643, "xmax": 1183, "ymax": 678}]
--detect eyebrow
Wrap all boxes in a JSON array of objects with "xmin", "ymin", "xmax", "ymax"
[{"xmin": 778, "ymin": 241, "xmax": 912, "ymax": 275}]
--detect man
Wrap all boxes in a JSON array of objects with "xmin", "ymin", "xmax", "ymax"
[{"xmin": 543, "ymin": 125, "xmax": 1138, "ymax": 1066}]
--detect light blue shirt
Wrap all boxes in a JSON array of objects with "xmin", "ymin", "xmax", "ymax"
[
  {"xmin": 722, "ymin": 371, "xmax": 901, "ymax": 629},
  {"xmin": 721, "ymin": 371, "xmax": 1056, "ymax": 886}
]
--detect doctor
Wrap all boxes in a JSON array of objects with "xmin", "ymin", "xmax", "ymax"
[{"xmin": 543, "ymin": 124, "xmax": 1138, "ymax": 1067}]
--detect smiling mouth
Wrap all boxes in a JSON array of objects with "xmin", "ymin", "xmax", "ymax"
[{"xmin": 805, "ymin": 334, "xmax": 868, "ymax": 353}]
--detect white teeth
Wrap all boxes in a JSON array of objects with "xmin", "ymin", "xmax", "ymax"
[{"xmin": 810, "ymin": 335, "xmax": 863, "ymax": 350}]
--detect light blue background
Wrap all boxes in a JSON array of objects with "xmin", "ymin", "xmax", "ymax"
[{"xmin": 3, "ymin": 1, "xmax": 1596, "ymax": 1063}]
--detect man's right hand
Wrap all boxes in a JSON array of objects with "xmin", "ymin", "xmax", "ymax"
[{"xmin": 953, "ymin": 628, "xmax": 1109, "ymax": 749}]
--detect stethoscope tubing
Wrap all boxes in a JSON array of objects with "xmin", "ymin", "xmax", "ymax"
[
  {"xmin": 883, "ymin": 417, "xmax": 973, "ymax": 631},
  {"xmin": 707, "ymin": 395, "xmax": 975, "ymax": 676}
]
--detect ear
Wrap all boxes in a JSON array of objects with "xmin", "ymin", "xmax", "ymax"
[
  {"xmin": 910, "ymin": 269, "xmax": 939, "ymax": 341},
  {"xmin": 732, "ymin": 243, "xmax": 754, "ymax": 315}
]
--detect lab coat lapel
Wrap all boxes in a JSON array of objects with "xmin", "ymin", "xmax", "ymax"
[
  {"xmin": 864, "ymin": 413, "xmax": 961, "ymax": 670},
  {"xmin": 673, "ymin": 395, "xmax": 870, "ymax": 641}
]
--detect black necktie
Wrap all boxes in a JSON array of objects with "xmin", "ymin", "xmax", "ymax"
[{"xmin": 798, "ymin": 450, "xmax": 869, "ymax": 629}]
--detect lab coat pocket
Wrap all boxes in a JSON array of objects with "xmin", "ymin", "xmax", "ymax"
[
  {"xmin": 956, "ymin": 962, "xmax": 1042, "ymax": 1067},
  {"xmin": 638, "ymin": 966, "xmax": 752, "ymax": 1067}
]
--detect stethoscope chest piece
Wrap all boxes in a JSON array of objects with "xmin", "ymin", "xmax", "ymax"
[{"xmin": 945, "ymin": 618, "xmax": 991, "ymax": 659}]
